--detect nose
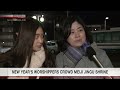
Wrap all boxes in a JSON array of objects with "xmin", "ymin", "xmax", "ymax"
[
  {"xmin": 75, "ymin": 32, "xmax": 80, "ymax": 38},
  {"xmin": 38, "ymin": 36, "xmax": 43, "ymax": 43}
]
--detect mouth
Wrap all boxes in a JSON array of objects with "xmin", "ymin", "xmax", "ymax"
[
  {"xmin": 37, "ymin": 45, "xmax": 42, "ymax": 48},
  {"xmin": 75, "ymin": 39, "xmax": 81, "ymax": 42}
]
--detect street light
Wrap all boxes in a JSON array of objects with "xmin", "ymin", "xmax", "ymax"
[
  {"xmin": 32, "ymin": 15, "xmax": 44, "ymax": 22},
  {"xmin": 104, "ymin": 17, "xmax": 109, "ymax": 30},
  {"xmin": 40, "ymin": 15, "xmax": 44, "ymax": 22},
  {"xmin": 32, "ymin": 16, "xmax": 37, "ymax": 19}
]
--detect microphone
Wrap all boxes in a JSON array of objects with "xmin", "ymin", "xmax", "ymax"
[
  {"xmin": 86, "ymin": 46, "xmax": 104, "ymax": 68},
  {"xmin": 86, "ymin": 46, "xmax": 112, "ymax": 79}
]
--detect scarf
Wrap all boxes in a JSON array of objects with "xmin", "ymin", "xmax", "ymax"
[
  {"xmin": 24, "ymin": 46, "xmax": 45, "ymax": 68},
  {"xmin": 66, "ymin": 41, "xmax": 90, "ymax": 62},
  {"xmin": 7, "ymin": 46, "xmax": 46, "ymax": 79}
]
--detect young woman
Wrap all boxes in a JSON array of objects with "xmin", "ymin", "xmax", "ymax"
[
  {"xmin": 0, "ymin": 17, "xmax": 55, "ymax": 79},
  {"xmin": 55, "ymin": 16, "xmax": 114, "ymax": 79}
]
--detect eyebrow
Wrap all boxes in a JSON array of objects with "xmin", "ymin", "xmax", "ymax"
[
  {"xmin": 71, "ymin": 26, "xmax": 83, "ymax": 31},
  {"xmin": 77, "ymin": 26, "xmax": 83, "ymax": 29},
  {"xmin": 35, "ymin": 33, "xmax": 44, "ymax": 35},
  {"xmin": 36, "ymin": 34, "xmax": 40, "ymax": 35}
]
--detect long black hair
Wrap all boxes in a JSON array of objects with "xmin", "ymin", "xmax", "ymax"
[{"xmin": 0, "ymin": 17, "xmax": 55, "ymax": 67}]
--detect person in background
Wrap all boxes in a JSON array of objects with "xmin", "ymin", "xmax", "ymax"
[
  {"xmin": 0, "ymin": 17, "xmax": 55, "ymax": 79},
  {"xmin": 55, "ymin": 16, "xmax": 117, "ymax": 79}
]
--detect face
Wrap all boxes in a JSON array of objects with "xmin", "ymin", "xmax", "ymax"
[
  {"xmin": 67, "ymin": 21, "xmax": 86, "ymax": 48},
  {"xmin": 33, "ymin": 27, "xmax": 44, "ymax": 52}
]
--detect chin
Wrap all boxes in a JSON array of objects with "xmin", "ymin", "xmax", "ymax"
[
  {"xmin": 76, "ymin": 43, "xmax": 83, "ymax": 47},
  {"xmin": 34, "ymin": 48, "xmax": 41, "ymax": 52}
]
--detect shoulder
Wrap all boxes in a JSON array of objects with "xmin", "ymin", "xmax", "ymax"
[
  {"xmin": 56, "ymin": 52, "xmax": 64, "ymax": 57},
  {"xmin": 56, "ymin": 51, "xmax": 66, "ymax": 60},
  {"xmin": 91, "ymin": 42, "xmax": 108, "ymax": 58},
  {"xmin": 91, "ymin": 42, "xmax": 108, "ymax": 59},
  {"xmin": 91, "ymin": 42, "xmax": 113, "ymax": 67},
  {"xmin": 91, "ymin": 42, "xmax": 105, "ymax": 53},
  {"xmin": 55, "ymin": 52, "xmax": 66, "ymax": 67}
]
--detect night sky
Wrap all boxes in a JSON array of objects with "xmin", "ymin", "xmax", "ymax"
[
  {"xmin": 69, "ymin": 11, "xmax": 120, "ymax": 27},
  {"xmin": 0, "ymin": 11, "xmax": 120, "ymax": 27},
  {"xmin": 41, "ymin": 11, "xmax": 120, "ymax": 28},
  {"xmin": 43, "ymin": 11, "xmax": 120, "ymax": 40}
]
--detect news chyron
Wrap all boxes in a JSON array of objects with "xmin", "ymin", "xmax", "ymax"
[{"xmin": 0, "ymin": 14, "xmax": 26, "ymax": 21}]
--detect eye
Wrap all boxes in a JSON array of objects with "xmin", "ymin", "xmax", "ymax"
[
  {"xmin": 78, "ymin": 29, "xmax": 84, "ymax": 32},
  {"xmin": 80, "ymin": 29, "xmax": 83, "ymax": 31},
  {"xmin": 35, "ymin": 35, "xmax": 39, "ymax": 39},
  {"xmin": 40, "ymin": 33, "xmax": 44, "ymax": 38},
  {"xmin": 71, "ymin": 31, "xmax": 74, "ymax": 34}
]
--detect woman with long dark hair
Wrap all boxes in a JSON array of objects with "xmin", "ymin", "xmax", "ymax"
[{"xmin": 0, "ymin": 17, "xmax": 55, "ymax": 79}]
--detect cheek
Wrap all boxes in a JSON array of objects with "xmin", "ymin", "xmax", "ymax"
[
  {"xmin": 82, "ymin": 33, "xmax": 86, "ymax": 41},
  {"xmin": 80, "ymin": 31, "xmax": 86, "ymax": 40},
  {"xmin": 67, "ymin": 36, "xmax": 72, "ymax": 42},
  {"xmin": 67, "ymin": 36, "xmax": 74, "ymax": 45},
  {"xmin": 81, "ymin": 35, "xmax": 86, "ymax": 40},
  {"xmin": 32, "ymin": 41, "xmax": 38, "ymax": 50},
  {"xmin": 41, "ymin": 39, "xmax": 44, "ymax": 43},
  {"xmin": 32, "ymin": 44, "xmax": 36, "ymax": 51},
  {"xmin": 33, "ymin": 40, "xmax": 36, "ymax": 47}
]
